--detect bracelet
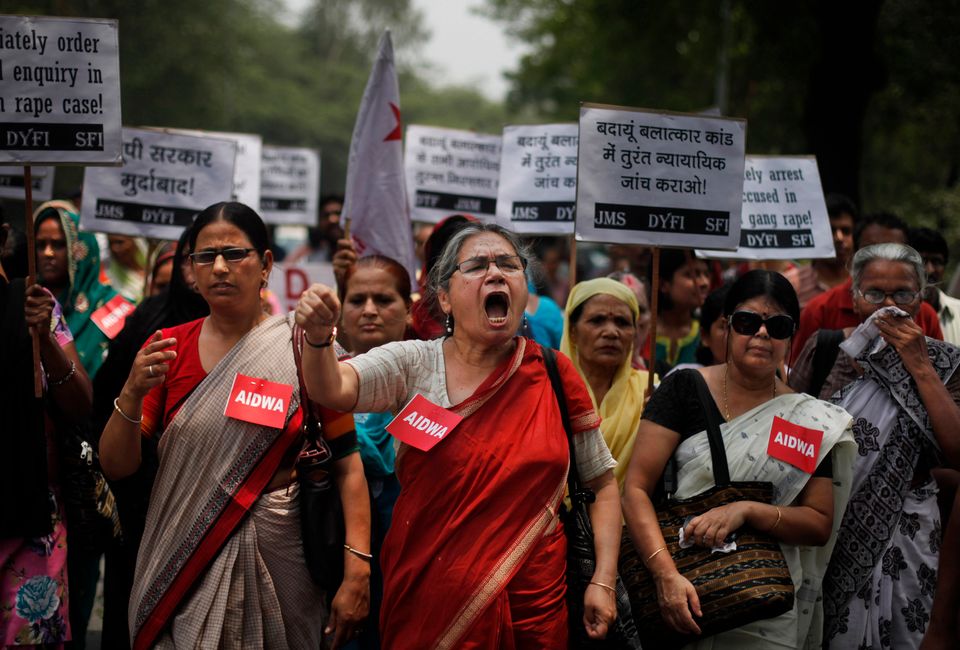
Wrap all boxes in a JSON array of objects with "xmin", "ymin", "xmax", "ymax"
[
  {"xmin": 304, "ymin": 326, "xmax": 337, "ymax": 349},
  {"xmin": 47, "ymin": 360, "xmax": 76, "ymax": 387},
  {"xmin": 113, "ymin": 397, "xmax": 142, "ymax": 425},
  {"xmin": 588, "ymin": 580, "xmax": 616, "ymax": 594},
  {"xmin": 769, "ymin": 506, "xmax": 782, "ymax": 532},
  {"xmin": 645, "ymin": 545, "xmax": 668, "ymax": 564},
  {"xmin": 344, "ymin": 544, "xmax": 373, "ymax": 561}
]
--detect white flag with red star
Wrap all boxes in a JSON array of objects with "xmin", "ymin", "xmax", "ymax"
[{"xmin": 341, "ymin": 30, "xmax": 417, "ymax": 286}]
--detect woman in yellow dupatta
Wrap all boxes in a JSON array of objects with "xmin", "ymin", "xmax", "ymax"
[{"xmin": 561, "ymin": 278, "xmax": 651, "ymax": 487}]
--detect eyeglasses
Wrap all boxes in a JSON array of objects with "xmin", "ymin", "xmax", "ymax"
[
  {"xmin": 190, "ymin": 247, "xmax": 255, "ymax": 265},
  {"xmin": 858, "ymin": 289, "xmax": 920, "ymax": 305},
  {"xmin": 729, "ymin": 310, "xmax": 795, "ymax": 340},
  {"xmin": 453, "ymin": 255, "xmax": 527, "ymax": 277}
]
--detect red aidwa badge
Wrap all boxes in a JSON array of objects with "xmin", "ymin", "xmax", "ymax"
[
  {"xmin": 767, "ymin": 415, "xmax": 824, "ymax": 474},
  {"xmin": 224, "ymin": 373, "xmax": 293, "ymax": 429},
  {"xmin": 386, "ymin": 393, "xmax": 463, "ymax": 452},
  {"xmin": 90, "ymin": 295, "xmax": 135, "ymax": 339}
]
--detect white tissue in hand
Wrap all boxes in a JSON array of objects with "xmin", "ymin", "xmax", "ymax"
[
  {"xmin": 839, "ymin": 305, "xmax": 909, "ymax": 358},
  {"xmin": 677, "ymin": 526, "xmax": 737, "ymax": 553}
]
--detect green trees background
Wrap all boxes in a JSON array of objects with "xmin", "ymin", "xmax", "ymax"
[{"xmin": 6, "ymin": 0, "xmax": 959, "ymax": 246}]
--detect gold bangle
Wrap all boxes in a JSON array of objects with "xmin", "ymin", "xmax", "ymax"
[
  {"xmin": 344, "ymin": 544, "xmax": 372, "ymax": 561},
  {"xmin": 589, "ymin": 580, "xmax": 616, "ymax": 594},
  {"xmin": 645, "ymin": 545, "xmax": 668, "ymax": 564},
  {"xmin": 769, "ymin": 506, "xmax": 782, "ymax": 532}
]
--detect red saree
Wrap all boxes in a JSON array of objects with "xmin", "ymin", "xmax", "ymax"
[{"xmin": 379, "ymin": 339, "xmax": 600, "ymax": 649}]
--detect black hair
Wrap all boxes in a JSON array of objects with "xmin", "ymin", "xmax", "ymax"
[
  {"xmin": 908, "ymin": 227, "xmax": 949, "ymax": 264},
  {"xmin": 853, "ymin": 212, "xmax": 908, "ymax": 250},
  {"xmin": 657, "ymin": 248, "xmax": 700, "ymax": 310},
  {"xmin": 320, "ymin": 195, "xmax": 344, "ymax": 210},
  {"xmin": 700, "ymin": 284, "xmax": 730, "ymax": 332},
  {"xmin": 188, "ymin": 202, "xmax": 270, "ymax": 258},
  {"xmin": 722, "ymin": 270, "xmax": 800, "ymax": 330},
  {"xmin": 33, "ymin": 208, "xmax": 63, "ymax": 233},
  {"xmin": 825, "ymin": 193, "xmax": 858, "ymax": 222}
]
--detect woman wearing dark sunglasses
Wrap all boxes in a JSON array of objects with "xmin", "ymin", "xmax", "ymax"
[
  {"xmin": 622, "ymin": 270, "xmax": 856, "ymax": 647},
  {"xmin": 786, "ymin": 244, "xmax": 960, "ymax": 650}
]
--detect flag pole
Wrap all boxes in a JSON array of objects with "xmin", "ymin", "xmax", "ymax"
[
  {"xmin": 646, "ymin": 246, "xmax": 661, "ymax": 400},
  {"xmin": 24, "ymin": 166, "xmax": 43, "ymax": 398}
]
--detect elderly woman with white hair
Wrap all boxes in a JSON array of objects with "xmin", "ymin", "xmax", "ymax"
[
  {"xmin": 790, "ymin": 243, "xmax": 960, "ymax": 650},
  {"xmin": 295, "ymin": 222, "xmax": 623, "ymax": 648}
]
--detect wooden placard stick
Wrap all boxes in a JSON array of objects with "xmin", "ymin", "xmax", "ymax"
[
  {"xmin": 645, "ymin": 247, "xmax": 661, "ymax": 400},
  {"xmin": 23, "ymin": 166, "xmax": 42, "ymax": 398}
]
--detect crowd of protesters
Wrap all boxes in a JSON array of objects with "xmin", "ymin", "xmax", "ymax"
[{"xmin": 1, "ymin": 190, "xmax": 959, "ymax": 650}]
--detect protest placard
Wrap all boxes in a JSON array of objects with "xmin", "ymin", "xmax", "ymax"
[
  {"xmin": 405, "ymin": 125, "xmax": 501, "ymax": 223},
  {"xmin": 166, "ymin": 129, "xmax": 261, "ymax": 209},
  {"xmin": 267, "ymin": 262, "xmax": 336, "ymax": 313},
  {"xmin": 696, "ymin": 156, "xmax": 834, "ymax": 260},
  {"xmin": 495, "ymin": 123, "xmax": 578, "ymax": 235},
  {"xmin": 259, "ymin": 145, "xmax": 320, "ymax": 225},
  {"xmin": 0, "ymin": 15, "xmax": 122, "ymax": 165},
  {"xmin": 575, "ymin": 104, "xmax": 746, "ymax": 250},
  {"xmin": 80, "ymin": 127, "xmax": 236, "ymax": 239},
  {"xmin": 0, "ymin": 166, "xmax": 53, "ymax": 200}
]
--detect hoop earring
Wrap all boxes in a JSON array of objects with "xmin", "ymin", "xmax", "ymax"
[{"xmin": 445, "ymin": 313, "xmax": 453, "ymax": 335}]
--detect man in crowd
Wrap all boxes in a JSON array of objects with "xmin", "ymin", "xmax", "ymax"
[
  {"xmin": 783, "ymin": 193, "xmax": 856, "ymax": 307},
  {"xmin": 911, "ymin": 226, "xmax": 960, "ymax": 346}
]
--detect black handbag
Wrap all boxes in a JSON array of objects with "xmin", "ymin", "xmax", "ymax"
[
  {"xmin": 618, "ymin": 371, "xmax": 795, "ymax": 647},
  {"xmin": 293, "ymin": 327, "xmax": 345, "ymax": 592},
  {"xmin": 542, "ymin": 346, "xmax": 641, "ymax": 650},
  {"xmin": 56, "ymin": 422, "xmax": 122, "ymax": 553}
]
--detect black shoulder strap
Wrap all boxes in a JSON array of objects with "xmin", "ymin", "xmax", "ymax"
[
  {"xmin": 690, "ymin": 370, "xmax": 731, "ymax": 487},
  {"xmin": 810, "ymin": 329, "xmax": 844, "ymax": 397},
  {"xmin": 292, "ymin": 324, "xmax": 321, "ymax": 445},
  {"xmin": 542, "ymin": 346, "xmax": 593, "ymax": 503}
]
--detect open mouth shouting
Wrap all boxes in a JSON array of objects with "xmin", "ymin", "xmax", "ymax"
[{"xmin": 484, "ymin": 291, "xmax": 511, "ymax": 327}]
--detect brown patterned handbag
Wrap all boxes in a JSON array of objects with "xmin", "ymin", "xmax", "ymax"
[{"xmin": 619, "ymin": 372, "xmax": 794, "ymax": 647}]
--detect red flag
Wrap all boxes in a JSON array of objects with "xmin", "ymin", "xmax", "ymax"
[{"xmin": 342, "ymin": 31, "xmax": 417, "ymax": 287}]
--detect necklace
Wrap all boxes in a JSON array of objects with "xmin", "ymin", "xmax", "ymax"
[{"xmin": 722, "ymin": 365, "xmax": 776, "ymax": 420}]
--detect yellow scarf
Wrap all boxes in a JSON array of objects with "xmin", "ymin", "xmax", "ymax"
[{"xmin": 560, "ymin": 278, "xmax": 650, "ymax": 488}]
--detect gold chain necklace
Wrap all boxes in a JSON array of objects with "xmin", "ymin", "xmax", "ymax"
[{"xmin": 722, "ymin": 365, "xmax": 776, "ymax": 420}]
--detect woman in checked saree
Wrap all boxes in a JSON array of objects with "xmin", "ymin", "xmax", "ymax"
[{"xmin": 99, "ymin": 202, "xmax": 371, "ymax": 649}]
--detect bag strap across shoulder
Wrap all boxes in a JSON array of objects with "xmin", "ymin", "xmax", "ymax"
[
  {"xmin": 690, "ymin": 370, "xmax": 731, "ymax": 487},
  {"xmin": 542, "ymin": 346, "xmax": 594, "ymax": 503}
]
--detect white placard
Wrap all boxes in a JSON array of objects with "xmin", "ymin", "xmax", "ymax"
[
  {"xmin": 696, "ymin": 156, "xmax": 834, "ymax": 260},
  {"xmin": 0, "ymin": 15, "xmax": 122, "ymax": 165},
  {"xmin": 495, "ymin": 123, "xmax": 578, "ymax": 235},
  {"xmin": 0, "ymin": 166, "xmax": 54, "ymax": 200},
  {"xmin": 259, "ymin": 146, "xmax": 320, "ymax": 225},
  {"xmin": 166, "ymin": 129, "xmax": 262, "ymax": 209},
  {"xmin": 267, "ymin": 262, "xmax": 336, "ymax": 313},
  {"xmin": 575, "ymin": 104, "xmax": 746, "ymax": 250},
  {"xmin": 80, "ymin": 127, "xmax": 237, "ymax": 239},
  {"xmin": 405, "ymin": 125, "xmax": 501, "ymax": 223}
]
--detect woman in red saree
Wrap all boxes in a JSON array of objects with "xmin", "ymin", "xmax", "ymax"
[
  {"xmin": 298, "ymin": 223, "xmax": 623, "ymax": 648},
  {"xmin": 99, "ymin": 203, "xmax": 371, "ymax": 649}
]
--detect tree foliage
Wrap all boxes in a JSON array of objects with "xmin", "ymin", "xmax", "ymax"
[
  {"xmin": 484, "ymin": 0, "xmax": 960, "ymax": 239},
  {"xmin": 3, "ymin": 0, "xmax": 511, "ymax": 194}
]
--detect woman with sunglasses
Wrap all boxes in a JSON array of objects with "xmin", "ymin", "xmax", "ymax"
[
  {"xmin": 787, "ymin": 244, "xmax": 960, "ymax": 650},
  {"xmin": 622, "ymin": 270, "xmax": 856, "ymax": 648},
  {"xmin": 296, "ymin": 222, "xmax": 623, "ymax": 648},
  {"xmin": 99, "ymin": 202, "xmax": 371, "ymax": 649}
]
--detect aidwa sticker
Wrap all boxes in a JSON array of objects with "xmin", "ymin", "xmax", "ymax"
[{"xmin": 766, "ymin": 415, "xmax": 824, "ymax": 474}]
